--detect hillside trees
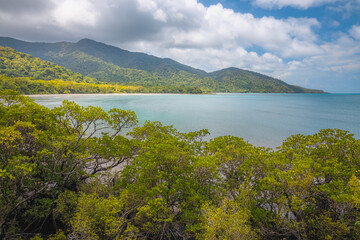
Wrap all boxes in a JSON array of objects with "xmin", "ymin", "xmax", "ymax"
[
  {"xmin": 0, "ymin": 47, "xmax": 94, "ymax": 83},
  {"xmin": 0, "ymin": 44, "xmax": 324, "ymax": 93},
  {"xmin": 0, "ymin": 46, "xmax": 207, "ymax": 94},
  {"xmin": 0, "ymin": 90, "xmax": 359, "ymax": 239},
  {"xmin": 0, "ymin": 90, "xmax": 137, "ymax": 238}
]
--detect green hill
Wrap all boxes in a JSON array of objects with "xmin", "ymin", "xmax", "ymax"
[
  {"xmin": 209, "ymin": 67, "xmax": 324, "ymax": 93},
  {"xmin": 0, "ymin": 46, "xmax": 145, "ymax": 94},
  {"xmin": 0, "ymin": 46, "xmax": 94, "ymax": 83},
  {"xmin": 0, "ymin": 46, "xmax": 204, "ymax": 94},
  {"xmin": 0, "ymin": 37, "xmax": 324, "ymax": 93},
  {"xmin": 0, "ymin": 37, "xmax": 207, "ymax": 78}
]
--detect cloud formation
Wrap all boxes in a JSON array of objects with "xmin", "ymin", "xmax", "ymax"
[
  {"xmin": 350, "ymin": 25, "xmax": 360, "ymax": 40},
  {"xmin": 0, "ymin": 0, "xmax": 359, "ymax": 92},
  {"xmin": 252, "ymin": 0, "xmax": 338, "ymax": 9}
]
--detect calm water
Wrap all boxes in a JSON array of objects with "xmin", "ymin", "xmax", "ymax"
[{"xmin": 30, "ymin": 93, "xmax": 360, "ymax": 148}]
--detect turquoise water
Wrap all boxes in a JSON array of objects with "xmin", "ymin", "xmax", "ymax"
[{"xmin": 30, "ymin": 93, "xmax": 360, "ymax": 148}]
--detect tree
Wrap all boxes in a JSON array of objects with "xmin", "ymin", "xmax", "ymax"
[
  {"xmin": 255, "ymin": 129, "xmax": 360, "ymax": 239},
  {"xmin": 200, "ymin": 197, "xmax": 257, "ymax": 240},
  {"xmin": 116, "ymin": 122, "xmax": 216, "ymax": 239},
  {"xmin": 0, "ymin": 90, "xmax": 138, "ymax": 238}
]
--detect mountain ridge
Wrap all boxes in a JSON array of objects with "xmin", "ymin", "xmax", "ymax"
[
  {"xmin": 0, "ymin": 46, "xmax": 152, "ymax": 94},
  {"xmin": 0, "ymin": 37, "xmax": 324, "ymax": 93}
]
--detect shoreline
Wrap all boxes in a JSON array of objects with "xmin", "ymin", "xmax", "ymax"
[
  {"xmin": 27, "ymin": 93, "xmax": 204, "ymax": 97},
  {"xmin": 26, "ymin": 92, "xmax": 338, "ymax": 97}
]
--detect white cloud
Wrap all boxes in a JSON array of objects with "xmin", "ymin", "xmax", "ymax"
[
  {"xmin": 350, "ymin": 25, "xmax": 360, "ymax": 40},
  {"xmin": 0, "ymin": 0, "xmax": 359, "ymax": 92},
  {"xmin": 121, "ymin": 0, "xmax": 359, "ymax": 92},
  {"xmin": 326, "ymin": 0, "xmax": 360, "ymax": 19},
  {"xmin": 253, "ymin": 0, "xmax": 339, "ymax": 9},
  {"xmin": 52, "ymin": 0, "xmax": 98, "ymax": 27},
  {"xmin": 128, "ymin": 2, "xmax": 322, "ymax": 58},
  {"xmin": 155, "ymin": 46, "xmax": 285, "ymax": 73},
  {"xmin": 329, "ymin": 20, "xmax": 340, "ymax": 28},
  {"xmin": 0, "ymin": 0, "xmax": 323, "ymax": 59},
  {"xmin": 279, "ymin": 34, "xmax": 360, "ymax": 92}
]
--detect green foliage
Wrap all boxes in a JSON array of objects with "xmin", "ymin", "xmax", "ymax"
[
  {"xmin": 1, "ymin": 90, "xmax": 358, "ymax": 240},
  {"xmin": 54, "ymin": 190, "xmax": 78, "ymax": 227},
  {"xmin": 0, "ymin": 90, "xmax": 137, "ymax": 238},
  {"xmin": 209, "ymin": 67, "xmax": 324, "ymax": 93},
  {"xmin": 69, "ymin": 193, "xmax": 126, "ymax": 240},
  {"xmin": 0, "ymin": 45, "xmax": 147, "ymax": 94},
  {"xmin": 48, "ymin": 230, "xmax": 67, "ymax": 240},
  {"xmin": 0, "ymin": 38, "xmax": 324, "ymax": 93},
  {"xmin": 115, "ymin": 121, "xmax": 216, "ymax": 239},
  {"xmin": 249, "ymin": 129, "xmax": 360, "ymax": 239},
  {"xmin": 0, "ymin": 45, "xmax": 207, "ymax": 94},
  {"xmin": 0, "ymin": 46, "xmax": 94, "ymax": 82},
  {"xmin": 0, "ymin": 75, "xmax": 143, "ymax": 94},
  {"xmin": 200, "ymin": 198, "xmax": 257, "ymax": 240}
]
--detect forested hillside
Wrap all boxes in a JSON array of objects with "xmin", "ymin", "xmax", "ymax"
[
  {"xmin": 0, "ymin": 37, "xmax": 324, "ymax": 93},
  {"xmin": 0, "ymin": 47, "xmax": 203, "ymax": 94},
  {"xmin": 0, "ymin": 90, "xmax": 359, "ymax": 239},
  {"xmin": 0, "ymin": 46, "xmax": 95, "ymax": 83},
  {"xmin": 0, "ymin": 37, "xmax": 207, "ymax": 76},
  {"xmin": 210, "ymin": 67, "xmax": 324, "ymax": 93}
]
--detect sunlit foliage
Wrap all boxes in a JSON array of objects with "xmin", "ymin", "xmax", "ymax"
[{"xmin": 0, "ymin": 90, "xmax": 358, "ymax": 239}]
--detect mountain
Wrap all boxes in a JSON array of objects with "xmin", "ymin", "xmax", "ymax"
[
  {"xmin": 0, "ymin": 46, "xmax": 94, "ymax": 82},
  {"xmin": 0, "ymin": 46, "xmax": 143, "ymax": 94},
  {"xmin": 0, "ymin": 37, "xmax": 324, "ymax": 93},
  {"xmin": 0, "ymin": 46, "xmax": 202, "ymax": 94},
  {"xmin": 0, "ymin": 37, "xmax": 206, "ymax": 77},
  {"xmin": 209, "ymin": 67, "xmax": 323, "ymax": 93}
]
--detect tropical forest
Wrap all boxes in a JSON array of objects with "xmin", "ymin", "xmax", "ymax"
[
  {"xmin": 0, "ymin": 36, "xmax": 359, "ymax": 240},
  {"xmin": 0, "ymin": 90, "xmax": 359, "ymax": 239}
]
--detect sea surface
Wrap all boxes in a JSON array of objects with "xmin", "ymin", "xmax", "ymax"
[{"xmin": 30, "ymin": 93, "xmax": 360, "ymax": 148}]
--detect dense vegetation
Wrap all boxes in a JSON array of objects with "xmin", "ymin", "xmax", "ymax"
[
  {"xmin": 0, "ymin": 37, "xmax": 324, "ymax": 93},
  {"xmin": 1, "ymin": 90, "xmax": 358, "ymax": 239},
  {"xmin": 0, "ymin": 47, "xmax": 203, "ymax": 94},
  {"xmin": 0, "ymin": 75, "xmax": 142, "ymax": 94},
  {"xmin": 0, "ymin": 46, "xmax": 95, "ymax": 83},
  {"xmin": 209, "ymin": 67, "xmax": 323, "ymax": 93},
  {"xmin": 0, "ymin": 75, "xmax": 204, "ymax": 95}
]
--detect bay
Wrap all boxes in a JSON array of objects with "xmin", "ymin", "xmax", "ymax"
[{"xmin": 30, "ymin": 93, "xmax": 360, "ymax": 148}]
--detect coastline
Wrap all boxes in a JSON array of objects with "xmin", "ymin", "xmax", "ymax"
[
  {"xmin": 26, "ymin": 92, "xmax": 336, "ymax": 97},
  {"xmin": 28, "ymin": 93, "xmax": 360, "ymax": 148},
  {"xmin": 26, "ymin": 93, "xmax": 200, "ymax": 97}
]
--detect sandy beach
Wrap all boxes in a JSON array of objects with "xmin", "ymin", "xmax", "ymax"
[{"xmin": 26, "ymin": 93, "xmax": 193, "ymax": 97}]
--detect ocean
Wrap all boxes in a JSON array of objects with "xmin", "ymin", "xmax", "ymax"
[{"xmin": 30, "ymin": 93, "xmax": 360, "ymax": 148}]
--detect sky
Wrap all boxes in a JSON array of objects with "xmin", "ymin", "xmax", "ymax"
[{"xmin": 0, "ymin": 0, "xmax": 359, "ymax": 92}]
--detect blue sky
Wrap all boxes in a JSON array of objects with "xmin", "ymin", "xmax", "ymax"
[
  {"xmin": 0, "ymin": 0, "xmax": 359, "ymax": 92},
  {"xmin": 201, "ymin": 0, "xmax": 359, "ymax": 42}
]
